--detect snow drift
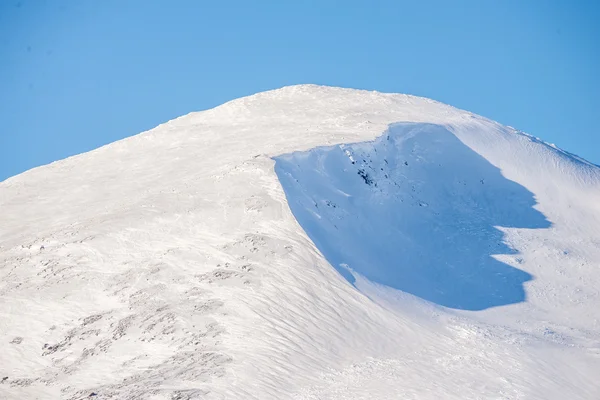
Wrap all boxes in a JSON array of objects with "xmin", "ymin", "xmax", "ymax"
[{"xmin": 1, "ymin": 85, "xmax": 599, "ymax": 400}]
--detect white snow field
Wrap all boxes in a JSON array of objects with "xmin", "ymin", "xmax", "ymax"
[{"xmin": 1, "ymin": 85, "xmax": 600, "ymax": 400}]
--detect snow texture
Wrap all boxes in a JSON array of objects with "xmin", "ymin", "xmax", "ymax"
[{"xmin": 1, "ymin": 85, "xmax": 600, "ymax": 399}]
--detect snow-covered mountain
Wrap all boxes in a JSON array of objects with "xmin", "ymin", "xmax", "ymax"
[{"xmin": 1, "ymin": 85, "xmax": 599, "ymax": 400}]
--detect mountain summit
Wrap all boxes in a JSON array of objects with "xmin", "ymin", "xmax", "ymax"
[{"xmin": 2, "ymin": 85, "xmax": 600, "ymax": 399}]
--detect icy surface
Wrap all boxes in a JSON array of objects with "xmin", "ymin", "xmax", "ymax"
[{"xmin": 1, "ymin": 85, "xmax": 600, "ymax": 399}]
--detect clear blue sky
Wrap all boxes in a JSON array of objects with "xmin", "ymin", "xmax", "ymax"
[{"xmin": 1, "ymin": 1, "xmax": 598, "ymax": 181}]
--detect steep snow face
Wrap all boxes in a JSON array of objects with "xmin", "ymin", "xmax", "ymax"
[
  {"xmin": 275, "ymin": 123, "xmax": 550, "ymax": 310},
  {"xmin": 1, "ymin": 85, "xmax": 600, "ymax": 400}
]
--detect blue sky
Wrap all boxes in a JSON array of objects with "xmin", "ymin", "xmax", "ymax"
[{"xmin": 1, "ymin": 0, "xmax": 598, "ymax": 181}]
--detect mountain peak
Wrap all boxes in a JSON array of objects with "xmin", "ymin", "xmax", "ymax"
[{"xmin": 1, "ymin": 87, "xmax": 599, "ymax": 399}]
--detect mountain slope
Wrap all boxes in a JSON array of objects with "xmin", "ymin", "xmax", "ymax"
[{"xmin": 1, "ymin": 85, "xmax": 599, "ymax": 399}]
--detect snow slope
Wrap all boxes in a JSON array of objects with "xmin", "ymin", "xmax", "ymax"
[{"xmin": 1, "ymin": 85, "xmax": 599, "ymax": 399}]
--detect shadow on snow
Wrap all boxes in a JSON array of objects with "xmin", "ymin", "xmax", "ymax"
[{"xmin": 274, "ymin": 123, "xmax": 550, "ymax": 311}]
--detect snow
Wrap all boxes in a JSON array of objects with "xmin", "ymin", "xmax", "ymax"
[
  {"xmin": 275, "ymin": 122, "xmax": 550, "ymax": 310},
  {"xmin": 1, "ymin": 85, "xmax": 599, "ymax": 399}
]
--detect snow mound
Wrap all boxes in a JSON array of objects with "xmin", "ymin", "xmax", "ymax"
[{"xmin": 1, "ymin": 85, "xmax": 600, "ymax": 399}]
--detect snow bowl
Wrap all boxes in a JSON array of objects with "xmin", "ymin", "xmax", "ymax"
[{"xmin": 274, "ymin": 123, "xmax": 551, "ymax": 310}]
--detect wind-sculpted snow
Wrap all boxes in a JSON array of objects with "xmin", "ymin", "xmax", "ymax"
[
  {"xmin": 275, "ymin": 123, "xmax": 551, "ymax": 310},
  {"xmin": 1, "ymin": 85, "xmax": 600, "ymax": 399}
]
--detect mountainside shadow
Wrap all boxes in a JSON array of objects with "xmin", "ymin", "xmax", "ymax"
[{"xmin": 274, "ymin": 123, "xmax": 551, "ymax": 311}]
